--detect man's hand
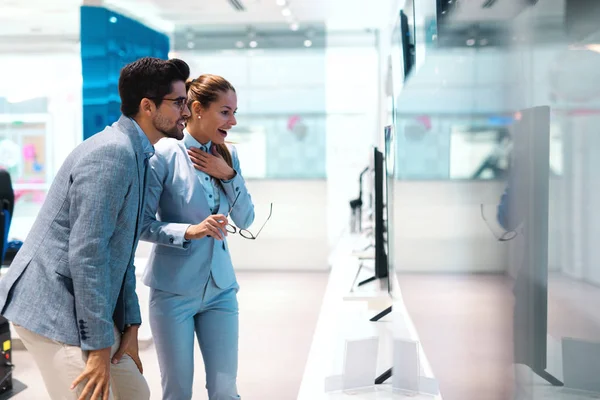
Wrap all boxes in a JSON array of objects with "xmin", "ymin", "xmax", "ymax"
[
  {"xmin": 111, "ymin": 325, "xmax": 143, "ymax": 374},
  {"xmin": 71, "ymin": 347, "xmax": 111, "ymax": 400}
]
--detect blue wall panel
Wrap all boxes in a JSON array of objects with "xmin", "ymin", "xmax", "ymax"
[{"xmin": 81, "ymin": 6, "xmax": 169, "ymax": 140}]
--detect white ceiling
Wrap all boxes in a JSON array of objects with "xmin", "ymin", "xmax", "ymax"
[
  {"xmin": 0, "ymin": 0, "xmax": 81, "ymax": 36},
  {"xmin": 0, "ymin": 0, "xmax": 396, "ymax": 38}
]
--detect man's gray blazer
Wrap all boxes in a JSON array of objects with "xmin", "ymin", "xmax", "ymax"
[{"xmin": 0, "ymin": 116, "xmax": 148, "ymax": 351}]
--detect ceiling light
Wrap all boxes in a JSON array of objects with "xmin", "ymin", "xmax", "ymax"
[
  {"xmin": 290, "ymin": 22, "xmax": 299, "ymax": 31},
  {"xmin": 584, "ymin": 44, "xmax": 600, "ymax": 53},
  {"xmin": 281, "ymin": 8, "xmax": 291, "ymax": 17},
  {"xmin": 479, "ymin": 38, "xmax": 489, "ymax": 46},
  {"xmin": 249, "ymin": 40, "xmax": 258, "ymax": 48},
  {"xmin": 276, "ymin": 0, "xmax": 286, "ymax": 5},
  {"xmin": 304, "ymin": 39, "xmax": 312, "ymax": 47},
  {"xmin": 236, "ymin": 41, "xmax": 245, "ymax": 48},
  {"xmin": 187, "ymin": 41, "xmax": 195, "ymax": 49},
  {"xmin": 466, "ymin": 38, "xmax": 475, "ymax": 46}
]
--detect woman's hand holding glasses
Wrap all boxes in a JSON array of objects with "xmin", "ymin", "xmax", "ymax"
[{"xmin": 184, "ymin": 214, "xmax": 229, "ymax": 241}]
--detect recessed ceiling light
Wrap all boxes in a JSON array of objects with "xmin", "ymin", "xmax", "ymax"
[
  {"xmin": 281, "ymin": 8, "xmax": 291, "ymax": 17},
  {"xmin": 249, "ymin": 40, "xmax": 258, "ymax": 48},
  {"xmin": 276, "ymin": 0, "xmax": 286, "ymax": 5},
  {"xmin": 290, "ymin": 22, "xmax": 299, "ymax": 31},
  {"xmin": 466, "ymin": 38, "xmax": 475, "ymax": 46},
  {"xmin": 235, "ymin": 41, "xmax": 245, "ymax": 48},
  {"xmin": 187, "ymin": 41, "xmax": 195, "ymax": 49},
  {"xmin": 304, "ymin": 39, "xmax": 312, "ymax": 47}
]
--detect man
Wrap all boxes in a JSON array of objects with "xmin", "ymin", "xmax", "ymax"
[{"xmin": 0, "ymin": 57, "xmax": 191, "ymax": 400}]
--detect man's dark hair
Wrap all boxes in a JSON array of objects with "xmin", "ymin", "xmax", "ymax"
[{"xmin": 118, "ymin": 57, "xmax": 191, "ymax": 117}]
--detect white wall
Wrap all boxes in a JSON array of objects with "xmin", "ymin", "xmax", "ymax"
[
  {"xmin": 0, "ymin": 53, "xmax": 82, "ymax": 176},
  {"xmin": 1, "ymin": 52, "xmax": 82, "ymax": 240},
  {"xmin": 325, "ymin": 45, "xmax": 380, "ymax": 247}
]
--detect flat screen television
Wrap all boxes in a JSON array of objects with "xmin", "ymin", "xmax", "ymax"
[
  {"xmin": 505, "ymin": 106, "xmax": 562, "ymax": 386},
  {"xmin": 358, "ymin": 143, "xmax": 393, "ymax": 294},
  {"xmin": 399, "ymin": 9, "xmax": 415, "ymax": 82},
  {"xmin": 368, "ymin": 128, "xmax": 396, "ymax": 384},
  {"xmin": 373, "ymin": 146, "xmax": 388, "ymax": 285}
]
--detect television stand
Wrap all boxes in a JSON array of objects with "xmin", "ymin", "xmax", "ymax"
[
  {"xmin": 357, "ymin": 276, "xmax": 377, "ymax": 287},
  {"xmin": 374, "ymin": 368, "xmax": 392, "ymax": 384},
  {"xmin": 370, "ymin": 306, "xmax": 393, "ymax": 385},
  {"xmin": 370, "ymin": 306, "xmax": 392, "ymax": 322},
  {"xmin": 533, "ymin": 368, "xmax": 563, "ymax": 386}
]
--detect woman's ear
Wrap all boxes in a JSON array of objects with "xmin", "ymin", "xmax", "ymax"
[{"xmin": 191, "ymin": 100, "xmax": 203, "ymax": 118}]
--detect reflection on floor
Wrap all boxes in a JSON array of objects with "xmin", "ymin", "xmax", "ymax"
[
  {"xmin": 8, "ymin": 271, "xmax": 329, "ymax": 400},
  {"xmin": 399, "ymin": 273, "xmax": 600, "ymax": 400},
  {"xmin": 9, "ymin": 270, "xmax": 600, "ymax": 400}
]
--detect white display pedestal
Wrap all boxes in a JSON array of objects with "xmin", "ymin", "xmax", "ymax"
[{"xmin": 298, "ymin": 234, "xmax": 442, "ymax": 400}]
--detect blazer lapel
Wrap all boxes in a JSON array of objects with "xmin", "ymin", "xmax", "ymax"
[
  {"xmin": 115, "ymin": 115, "xmax": 147, "ymax": 232},
  {"xmin": 135, "ymin": 153, "xmax": 145, "ymax": 227}
]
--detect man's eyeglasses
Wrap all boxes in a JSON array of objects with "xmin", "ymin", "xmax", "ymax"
[
  {"xmin": 225, "ymin": 191, "xmax": 273, "ymax": 240},
  {"xmin": 480, "ymin": 204, "xmax": 517, "ymax": 242},
  {"xmin": 150, "ymin": 96, "xmax": 188, "ymax": 111}
]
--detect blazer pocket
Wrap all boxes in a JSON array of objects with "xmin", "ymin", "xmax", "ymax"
[
  {"xmin": 154, "ymin": 244, "xmax": 191, "ymax": 256},
  {"xmin": 55, "ymin": 259, "xmax": 72, "ymax": 279},
  {"xmin": 55, "ymin": 259, "xmax": 74, "ymax": 296}
]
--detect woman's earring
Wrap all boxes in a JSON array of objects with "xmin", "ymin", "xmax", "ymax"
[{"xmin": 198, "ymin": 115, "xmax": 202, "ymax": 119}]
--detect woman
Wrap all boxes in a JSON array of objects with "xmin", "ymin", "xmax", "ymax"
[{"xmin": 141, "ymin": 74, "xmax": 254, "ymax": 400}]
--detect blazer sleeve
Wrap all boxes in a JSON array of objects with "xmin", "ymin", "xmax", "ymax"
[
  {"xmin": 221, "ymin": 145, "xmax": 255, "ymax": 229},
  {"xmin": 140, "ymin": 153, "xmax": 191, "ymax": 248},
  {"xmin": 122, "ymin": 262, "xmax": 141, "ymax": 327},
  {"xmin": 67, "ymin": 145, "xmax": 131, "ymax": 350}
]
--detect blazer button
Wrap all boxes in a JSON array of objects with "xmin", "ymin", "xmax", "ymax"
[
  {"xmin": 81, "ymin": 335, "xmax": 88, "ymax": 340},
  {"xmin": 169, "ymin": 237, "xmax": 174, "ymax": 244},
  {"xmin": 235, "ymin": 187, "xmax": 240, "ymax": 192},
  {"xmin": 79, "ymin": 320, "xmax": 85, "ymax": 324}
]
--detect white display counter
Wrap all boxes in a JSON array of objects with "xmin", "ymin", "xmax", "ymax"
[{"xmin": 297, "ymin": 234, "xmax": 442, "ymax": 400}]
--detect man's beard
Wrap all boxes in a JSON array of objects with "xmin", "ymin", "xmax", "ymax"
[{"xmin": 153, "ymin": 113, "xmax": 184, "ymax": 140}]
